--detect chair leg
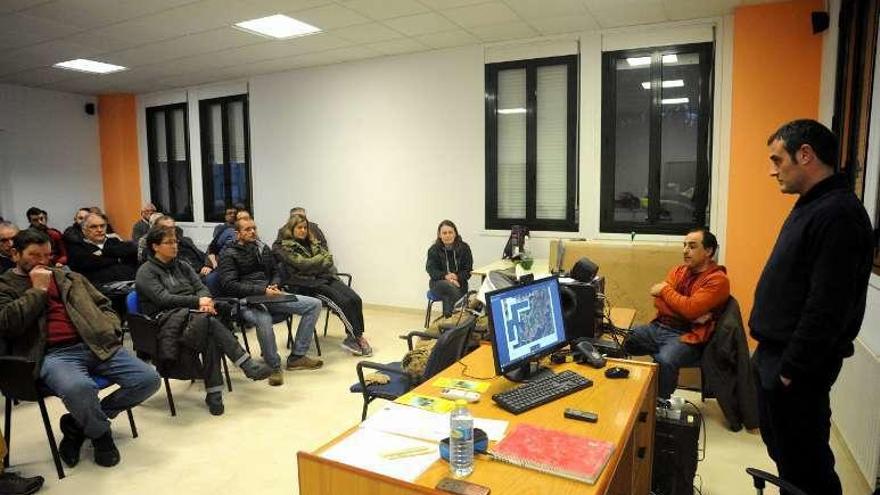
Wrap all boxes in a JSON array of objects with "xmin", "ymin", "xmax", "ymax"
[
  {"xmin": 222, "ymin": 356, "xmax": 232, "ymax": 392},
  {"xmin": 322, "ymin": 308, "xmax": 330, "ymax": 337},
  {"xmin": 4, "ymin": 396, "xmax": 11, "ymax": 468},
  {"xmin": 240, "ymin": 326, "xmax": 251, "ymax": 354},
  {"xmin": 424, "ymin": 301, "xmax": 432, "ymax": 328},
  {"xmin": 37, "ymin": 397, "xmax": 65, "ymax": 479},
  {"xmin": 313, "ymin": 328, "xmax": 322, "ymax": 356},
  {"xmin": 361, "ymin": 399, "xmax": 369, "ymax": 421},
  {"xmin": 126, "ymin": 409, "xmax": 138, "ymax": 438},
  {"xmin": 286, "ymin": 316, "xmax": 293, "ymax": 350},
  {"xmin": 163, "ymin": 377, "xmax": 177, "ymax": 417}
]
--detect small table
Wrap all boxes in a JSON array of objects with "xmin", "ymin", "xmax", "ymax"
[{"xmin": 471, "ymin": 259, "xmax": 550, "ymax": 278}]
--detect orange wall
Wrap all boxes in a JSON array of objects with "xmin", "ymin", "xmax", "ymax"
[
  {"xmin": 98, "ymin": 94, "xmax": 142, "ymax": 240},
  {"xmin": 726, "ymin": 0, "xmax": 824, "ymax": 340}
]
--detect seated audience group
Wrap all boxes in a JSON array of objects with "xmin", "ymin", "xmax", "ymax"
[{"xmin": 0, "ymin": 201, "xmax": 371, "ymax": 476}]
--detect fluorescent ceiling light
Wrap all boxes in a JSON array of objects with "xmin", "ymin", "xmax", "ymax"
[
  {"xmin": 626, "ymin": 54, "xmax": 679, "ymax": 67},
  {"xmin": 497, "ymin": 108, "xmax": 527, "ymax": 114},
  {"xmin": 641, "ymin": 79, "xmax": 685, "ymax": 90},
  {"xmin": 53, "ymin": 59, "xmax": 126, "ymax": 74},
  {"xmin": 661, "ymin": 97, "xmax": 689, "ymax": 105},
  {"xmin": 234, "ymin": 14, "xmax": 321, "ymax": 40}
]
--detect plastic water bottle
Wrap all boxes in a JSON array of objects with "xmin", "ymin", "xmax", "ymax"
[{"xmin": 449, "ymin": 399, "xmax": 474, "ymax": 478}]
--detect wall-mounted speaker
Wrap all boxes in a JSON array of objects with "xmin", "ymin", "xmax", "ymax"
[
  {"xmin": 84, "ymin": 103, "xmax": 95, "ymax": 115},
  {"xmin": 812, "ymin": 11, "xmax": 830, "ymax": 34}
]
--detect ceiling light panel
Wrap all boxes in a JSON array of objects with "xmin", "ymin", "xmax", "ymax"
[{"xmin": 234, "ymin": 14, "xmax": 321, "ymax": 39}]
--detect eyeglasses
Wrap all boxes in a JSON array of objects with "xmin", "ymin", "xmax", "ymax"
[
  {"xmin": 87, "ymin": 224, "xmax": 107, "ymax": 230},
  {"xmin": 0, "ymin": 237, "xmax": 13, "ymax": 243}
]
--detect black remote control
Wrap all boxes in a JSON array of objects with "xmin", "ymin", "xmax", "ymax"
[{"xmin": 564, "ymin": 408, "xmax": 598, "ymax": 423}]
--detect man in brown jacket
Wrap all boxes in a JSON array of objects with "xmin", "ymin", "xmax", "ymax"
[{"xmin": 0, "ymin": 229, "xmax": 159, "ymax": 469}]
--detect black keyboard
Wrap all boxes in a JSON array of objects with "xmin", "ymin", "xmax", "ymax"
[{"xmin": 492, "ymin": 370, "xmax": 593, "ymax": 415}]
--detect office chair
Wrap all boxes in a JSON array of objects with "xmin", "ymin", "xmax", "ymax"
[
  {"xmin": 0, "ymin": 356, "xmax": 138, "ymax": 480},
  {"xmin": 349, "ymin": 316, "xmax": 475, "ymax": 420}
]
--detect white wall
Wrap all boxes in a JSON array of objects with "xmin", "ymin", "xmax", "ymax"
[
  {"xmin": 249, "ymin": 46, "xmax": 491, "ymax": 309},
  {"xmin": 0, "ymin": 83, "xmax": 101, "ymax": 229}
]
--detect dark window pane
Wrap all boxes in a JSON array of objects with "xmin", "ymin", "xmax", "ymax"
[
  {"xmin": 613, "ymin": 58, "xmax": 651, "ymax": 223},
  {"xmin": 659, "ymin": 52, "xmax": 702, "ymax": 225}
]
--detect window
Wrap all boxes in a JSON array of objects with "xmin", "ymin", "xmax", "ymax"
[
  {"xmin": 199, "ymin": 94, "xmax": 252, "ymax": 223},
  {"xmin": 485, "ymin": 55, "xmax": 578, "ymax": 231},
  {"xmin": 145, "ymin": 103, "xmax": 193, "ymax": 222},
  {"xmin": 600, "ymin": 43, "xmax": 714, "ymax": 235}
]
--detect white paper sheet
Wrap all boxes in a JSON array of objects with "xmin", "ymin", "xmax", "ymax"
[
  {"xmin": 319, "ymin": 428, "xmax": 439, "ymax": 483},
  {"xmin": 362, "ymin": 403, "xmax": 509, "ymax": 442}
]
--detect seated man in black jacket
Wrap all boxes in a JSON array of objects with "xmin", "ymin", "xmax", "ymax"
[
  {"xmin": 67, "ymin": 214, "xmax": 138, "ymax": 315},
  {"xmin": 218, "ymin": 218, "xmax": 322, "ymax": 387},
  {"xmin": 135, "ymin": 226, "xmax": 272, "ymax": 415}
]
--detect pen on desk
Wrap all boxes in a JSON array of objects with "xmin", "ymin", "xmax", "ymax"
[{"xmin": 381, "ymin": 446, "xmax": 434, "ymax": 460}]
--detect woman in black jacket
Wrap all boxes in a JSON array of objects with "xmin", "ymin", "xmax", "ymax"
[
  {"xmin": 426, "ymin": 220, "xmax": 473, "ymax": 318},
  {"xmin": 135, "ymin": 226, "xmax": 272, "ymax": 416}
]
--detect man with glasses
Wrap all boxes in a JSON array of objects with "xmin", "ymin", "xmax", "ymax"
[
  {"xmin": 67, "ymin": 214, "xmax": 138, "ymax": 314},
  {"xmin": 26, "ymin": 207, "xmax": 67, "ymax": 266},
  {"xmin": 0, "ymin": 222, "xmax": 18, "ymax": 273}
]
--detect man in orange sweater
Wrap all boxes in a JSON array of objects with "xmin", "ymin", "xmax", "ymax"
[{"xmin": 624, "ymin": 228, "xmax": 730, "ymax": 399}]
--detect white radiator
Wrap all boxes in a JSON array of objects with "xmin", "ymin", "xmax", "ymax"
[{"xmin": 831, "ymin": 335, "xmax": 880, "ymax": 488}]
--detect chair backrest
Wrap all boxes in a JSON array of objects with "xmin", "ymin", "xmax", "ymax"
[
  {"xmin": 126, "ymin": 292, "xmax": 160, "ymax": 357},
  {"xmin": 0, "ymin": 356, "xmax": 40, "ymax": 401},
  {"xmin": 421, "ymin": 316, "xmax": 476, "ymax": 380},
  {"xmin": 126, "ymin": 290, "xmax": 140, "ymax": 314}
]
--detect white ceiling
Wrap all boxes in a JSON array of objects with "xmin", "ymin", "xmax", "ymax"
[{"xmin": 0, "ymin": 0, "xmax": 774, "ymax": 96}]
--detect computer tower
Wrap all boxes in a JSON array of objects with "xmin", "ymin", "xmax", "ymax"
[
  {"xmin": 652, "ymin": 410, "xmax": 701, "ymax": 495},
  {"xmin": 560, "ymin": 282, "xmax": 597, "ymax": 340}
]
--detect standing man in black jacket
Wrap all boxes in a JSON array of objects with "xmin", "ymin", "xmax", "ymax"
[{"xmin": 750, "ymin": 119, "xmax": 873, "ymax": 495}]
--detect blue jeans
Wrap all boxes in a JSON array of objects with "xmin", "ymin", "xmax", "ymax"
[
  {"xmin": 239, "ymin": 296, "xmax": 322, "ymax": 369},
  {"xmin": 624, "ymin": 322, "xmax": 703, "ymax": 399},
  {"xmin": 40, "ymin": 343, "xmax": 161, "ymax": 439}
]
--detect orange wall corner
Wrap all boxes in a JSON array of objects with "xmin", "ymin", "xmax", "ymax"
[
  {"xmin": 726, "ymin": 0, "xmax": 824, "ymax": 343},
  {"xmin": 98, "ymin": 94, "xmax": 142, "ymax": 240}
]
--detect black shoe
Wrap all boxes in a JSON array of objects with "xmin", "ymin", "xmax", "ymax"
[
  {"xmin": 240, "ymin": 357, "xmax": 272, "ymax": 381},
  {"xmin": 205, "ymin": 392, "xmax": 224, "ymax": 416},
  {"xmin": 0, "ymin": 471, "xmax": 45, "ymax": 495},
  {"xmin": 92, "ymin": 430, "xmax": 120, "ymax": 467},
  {"xmin": 58, "ymin": 413, "xmax": 85, "ymax": 467}
]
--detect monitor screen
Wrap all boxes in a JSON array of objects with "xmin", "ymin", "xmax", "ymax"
[{"xmin": 486, "ymin": 276, "xmax": 568, "ymax": 377}]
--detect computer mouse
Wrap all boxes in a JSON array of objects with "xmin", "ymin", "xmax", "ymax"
[
  {"xmin": 605, "ymin": 366, "xmax": 630, "ymax": 379},
  {"xmin": 572, "ymin": 340, "xmax": 606, "ymax": 369}
]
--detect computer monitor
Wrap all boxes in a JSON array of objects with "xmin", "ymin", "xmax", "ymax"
[{"xmin": 486, "ymin": 276, "xmax": 568, "ymax": 382}]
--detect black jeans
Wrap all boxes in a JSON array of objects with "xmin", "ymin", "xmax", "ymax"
[
  {"xmin": 429, "ymin": 279, "xmax": 468, "ymax": 317},
  {"xmin": 202, "ymin": 317, "xmax": 248, "ymax": 393},
  {"xmin": 752, "ymin": 346, "xmax": 843, "ymax": 495}
]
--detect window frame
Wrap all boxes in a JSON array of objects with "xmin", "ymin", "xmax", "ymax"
[
  {"xmin": 145, "ymin": 102, "xmax": 193, "ymax": 222},
  {"xmin": 484, "ymin": 54, "xmax": 579, "ymax": 232},
  {"xmin": 599, "ymin": 42, "xmax": 714, "ymax": 235},
  {"xmin": 198, "ymin": 94, "xmax": 253, "ymax": 223}
]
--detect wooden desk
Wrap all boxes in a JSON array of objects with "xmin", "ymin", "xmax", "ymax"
[{"xmin": 299, "ymin": 345, "xmax": 657, "ymax": 495}]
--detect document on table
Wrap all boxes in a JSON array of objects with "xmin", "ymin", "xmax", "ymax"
[
  {"xmin": 319, "ymin": 428, "xmax": 439, "ymax": 483},
  {"xmin": 361, "ymin": 403, "xmax": 509, "ymax": 442}
]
